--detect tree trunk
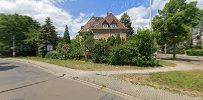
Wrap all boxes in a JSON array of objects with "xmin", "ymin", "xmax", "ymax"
[{"xmin": 172, "ymin": 43, "xmax": 176, "ymax": 60}]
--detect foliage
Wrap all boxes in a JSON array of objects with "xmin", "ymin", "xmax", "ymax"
[
  {"xmin": 120, "ymin": 13, "xmax": 134, "ymax": 36},
  {"xmin": 81, "ymin": 31, "xmax": 94, "ymax": 58},
  {"xmin": 38, "ymin": 17, "xmax": 58, "ymax": 57},
  {"xmin": 45, "ymin": 51, "xmax": 64, "ymax": 60},
  {"xmin": 91, "ymin": 40, "xmax": 110, "ymax": 63},
  {"xmin": 69, "ymin": 37, "xmax": 84, "ymax": 59},
  {"xmin": 0, "ymin": 14, "xmax": 40, "ymax": 56},
  {"xmin": 186, "ymin": 49, "xmax": 203, "ymax": 56},
  {"xmin": 109, "ymin": 29, "xmax": 158, "ymax": 66},
  {"xmin": 56, "ymin": 42, "xmax": 71, "ymax": 59},
  {"xmin": 63, "ymin": 25, "xmax": 71, "ymax": 44},
  {"xmin": 107, "ymin": 35, "xmax": 123, "ymax": 47},
  {"xmin": 153, "ymin": 0, "xmax": 201, "ymax": 59}
]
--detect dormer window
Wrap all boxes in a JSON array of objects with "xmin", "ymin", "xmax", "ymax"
[
  {"xmin": 111, "ymin": 24, "xmax": 117, "ymax": 28},
  {"xmin": 103, "ymin": 24, "xmax": 109, "ymax": 28}
]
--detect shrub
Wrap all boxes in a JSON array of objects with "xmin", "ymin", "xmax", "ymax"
[
  {"xmin": 56, "ymin": 42, "xmax": 71, "ymax": 59},
  {"xmin": 45, "ymin": 51, "xmax": 64, "ymax": 59},
  {"xmin": 108, "ymin": 29, "xmax": 158, "ymax": 66},
  {"xmin": 69, "ymin": 37, "xmax": 84, "ymax": 59},
  {"xmin": 186, "ymin": 49, "xmax": 203, "ymax": 56},
  {"xmin": 91, "ymin": 40, "xmax": 110, "ymax": 63}
]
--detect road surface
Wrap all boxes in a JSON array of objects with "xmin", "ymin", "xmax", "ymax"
[{"xmin": 0, "ymin": 59, "xmax": 126, "ymax": 100}]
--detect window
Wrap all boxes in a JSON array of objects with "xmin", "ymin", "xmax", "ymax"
[
  {"xmin": 111, "ymin": 24, "xmax": 117, "ymax": 28},
  {"xmin": 94, "ymin": 33, "xmax": 99, "ymax": 39},
  {"xmin": 103, "ymin": 24, "xmax": 109, "ymax": 28},
  {"xmin": 115, "ymin": 33, "xmax": 120, "ymax": 37}
]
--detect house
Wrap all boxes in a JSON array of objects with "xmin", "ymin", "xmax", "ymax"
[{"xmin": 79, "ymin": 13, "xmax": 128, "ymax": 40}]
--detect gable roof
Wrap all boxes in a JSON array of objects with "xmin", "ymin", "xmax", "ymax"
[{"xmin": 79, "ymin": 13, "xmax": 128, "ymax": 33}]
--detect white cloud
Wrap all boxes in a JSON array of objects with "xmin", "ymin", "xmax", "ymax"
[
  {"xmin": 0, "ymin": 0, "xmax": 89, "ymax": 39},
  {"xmin": 187, "ymin": 0, "xmax": 203, "ymax": 9},
  {"xmin": 116, "ymin": 6, "xmax": 150, "ymax": 32}
]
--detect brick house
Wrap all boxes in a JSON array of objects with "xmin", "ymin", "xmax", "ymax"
[{"xmin": 79, "ymin": 13, "xmax": 128, "ymax": 40}]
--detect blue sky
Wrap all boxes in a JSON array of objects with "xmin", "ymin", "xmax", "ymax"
[
  {"xmin": 0, "ymin": 0, "xmax": 202, "ymax": 38},
  {"xmin": 56, "ymin": 0, "xmax": 150, "ymax": 18}
]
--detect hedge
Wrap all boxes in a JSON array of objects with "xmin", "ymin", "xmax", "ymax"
[
  {"xmin": 186, "ymin": 49, "xmax": 203, "ymax": 56},
  {"xmin": 45, "ymin": 51, "xmax": 65, "ymax": 59}
]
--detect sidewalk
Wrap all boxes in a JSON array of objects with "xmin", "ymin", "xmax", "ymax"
[{"xmin": 11, "ymin": 58, "xmax": 202, "ymax": 100}]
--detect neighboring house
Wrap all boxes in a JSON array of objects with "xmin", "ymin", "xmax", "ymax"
[{"xmin": 79, "ymin": 13, "xmax": 128, "ymax": 40}]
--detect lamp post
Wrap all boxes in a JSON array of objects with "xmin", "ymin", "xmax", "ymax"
[{"xmin": 150, "ymin": 0, "xmax": 153, "ymax": 29}]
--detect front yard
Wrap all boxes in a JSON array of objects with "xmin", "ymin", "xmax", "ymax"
[
  {"xmin": 20, "ymin": 57, "xmax": 176, "ymax": 71},
  {"xmin": 112, "ymin": 70, "xmax": 203, "ymax": 97}
]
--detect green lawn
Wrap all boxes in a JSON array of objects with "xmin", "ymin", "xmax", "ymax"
[
  {"xmin": 20, "ymin": 57, "xmax": 155, "ymax": 71},
  {"xmin": 19, "ymin": 57, "xmax": 176, "ymax": 71},
  {"xmin": 159, "ymin": 60, "xmax": 177, "ymax": 67},
  {"xmin": 112, "ymin": 70, "xmax": 203, "ymax": 97}
]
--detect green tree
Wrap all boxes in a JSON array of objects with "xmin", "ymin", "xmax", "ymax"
[
  {"xmin": 38, "ymin": 17, "xmax": 58, "ymax": 57},
  {"xmin": 0, "ymin": 14, "xmax": 40, "ymax": 56},
  {"xmin": 120, "ymin": 13, "xmax": 134, "ymax": 36},
  {"xmin": 81, "ymin": 31, "xmax": 94, "ymax": 58},
  {"xmin": 63, "ymin": 25, "xmax": 71, "ymax": 44},
  {"xmin": 152, "ymin": 0, "xmax": 201, "ymax": 59}
]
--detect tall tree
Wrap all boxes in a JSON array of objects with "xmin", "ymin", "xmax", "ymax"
[
  {"xmin": 63, "ymin": 25, "xmax": 71, "ymax": 43},
  {"xmin": 120, "ymin": 13, "xmax": 134, "ymax": 36},
  {"xmin": 152, "ymin": 0, "xmax": 201, "ymax": 59},
  {"xmin": 0, "ymin": 14, "xmax": 40, "ymax": 56},
  {"xmin": 38, "ymin": 17, "xmax": 58, "ymax": 57}
]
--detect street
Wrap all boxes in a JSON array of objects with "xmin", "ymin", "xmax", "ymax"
[{"xmin": 0, "ymin": 59, "xmax": 126, "ymax": 100}]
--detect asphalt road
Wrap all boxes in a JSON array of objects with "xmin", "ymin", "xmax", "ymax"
[{"xmin": 0, "ymin": 59, "xmax": 126, "ymax": 100}]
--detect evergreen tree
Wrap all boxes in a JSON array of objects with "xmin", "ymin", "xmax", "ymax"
[
  {"xmin": 63, "ymin": 25, "xmax": 71, "ymax": 43},
  {"xmin": 120, "ymin": 13, "xmax": 134, "ymax": 36},
  {"xmin": 38, "ymin": 17, "xmax": 58, "ymax": 57}
]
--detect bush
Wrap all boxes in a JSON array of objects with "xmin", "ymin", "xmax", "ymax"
[
  {"xmin": 45, "ymin": 51, "xmax": 64, "ymax": 59},
  {"xmin": 56, "ymin": 42, "xmax": 71, "ymax": 59},
  {"xmin": 91, "ymin": 40, "xmax": 110, "ymax": 63},
  {"xmin": 69, "ymin": 37, "xmax": 84, "ymax": 59},
  {"xmin": 186, "ymin": 49, "xmax": 203, "ymax": 56},
  {"xmin": 108, "ymin": 29, "xmax": 158, "ymax": 66}
]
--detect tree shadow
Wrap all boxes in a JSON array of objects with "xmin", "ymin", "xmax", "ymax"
[
  {"xmin": 161, "ymin": 58, "xmax": 203, "ymax": 62},
  {"xmin": 0, "ymin": 63, "xmax": 10, "ymax": 66},
  {"xmin": 0, "ymin": 65, "xmax": 19, "ymax": 71}
]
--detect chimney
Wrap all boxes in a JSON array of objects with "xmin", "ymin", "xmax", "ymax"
[
  {"xmin": 81, "ymin": 26, "xmax": 84, "ymax": 29},
  {"xmin": 107, "ymin": 12, "xmax": 112, "ymax": 16}
]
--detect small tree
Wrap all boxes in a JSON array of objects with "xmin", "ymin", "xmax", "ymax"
[
  {"xmin": 63, "ymin": 25, "xmax": 71, "ymax": 44},
  {"xmin": 81, "ymin": 31, "xmax": 94, "ymax": 58},
  {"xmin": 153, "ymin": 0, "xmax": 201, "ymax": 59},
  {"xmin": 120, "ymin": 13, "xmax": 134, "ymax": 36}
]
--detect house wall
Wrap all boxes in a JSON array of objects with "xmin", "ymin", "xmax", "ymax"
[{"xmin": 97, "ymin": 33, "xmax": 126, "ymax": 40}]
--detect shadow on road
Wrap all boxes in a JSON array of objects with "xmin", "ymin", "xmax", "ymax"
[
  {"xmin": 0, "ymin": 64, "xmax": 19, "ymax": 71},
  {"xmin": 0, "ymin": 63, "xmax": 9, "ymax": 66}
]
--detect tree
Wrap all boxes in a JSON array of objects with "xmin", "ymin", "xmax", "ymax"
[
  {"xmin": 0, "ymin": 14, "xmax": 40, "ymax": 56},
  {"xmin": 63, "ymin": 25, "xmax": 71, "ymax": 44},
  {"xmin": 38, "ymin": 17, "xmax": 58, "ymax": 57},
  {"xmin": 152, "ymin": 0, "xmax": 201, "ymax": 59},
  {"xmin": 120, "ymin": 13, "xmax": 134, "ymax": 36},
  {"xmin": 81, "ymin": 31, "xmax": 94, "ymax": 58}
]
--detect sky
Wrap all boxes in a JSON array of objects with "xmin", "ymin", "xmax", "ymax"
[{"xmin": 0, "ymin": 0, "xmax": 203, "ymax": 39}]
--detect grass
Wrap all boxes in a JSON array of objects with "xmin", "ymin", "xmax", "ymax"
[
  {"xmin": 19, "ymin": 57, "xmax": 176, "ymax": 71},
  {"xmin": 112, "ymin": 70, "xmax": 203, "ymax": 97},
  {"xmin": 159, "ymin": 60, "xmax": 177, "ymax": 67},
  {"xmin": 20, "ymin": 57, "xmax": 157, "ymax": 71}
]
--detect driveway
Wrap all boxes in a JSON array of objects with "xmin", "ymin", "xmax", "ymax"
[{"xmin": 0, "ymin": 59, "xmax": 126, "ymax": 100}]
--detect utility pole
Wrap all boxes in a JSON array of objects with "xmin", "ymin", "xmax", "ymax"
[
  {"xmin": 150, "ymin": 0, "xmax": 153, "ymax": 29},
  {"xmin": 12, "ymin": 36, "xmax": 16, "ymax": 57}
]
